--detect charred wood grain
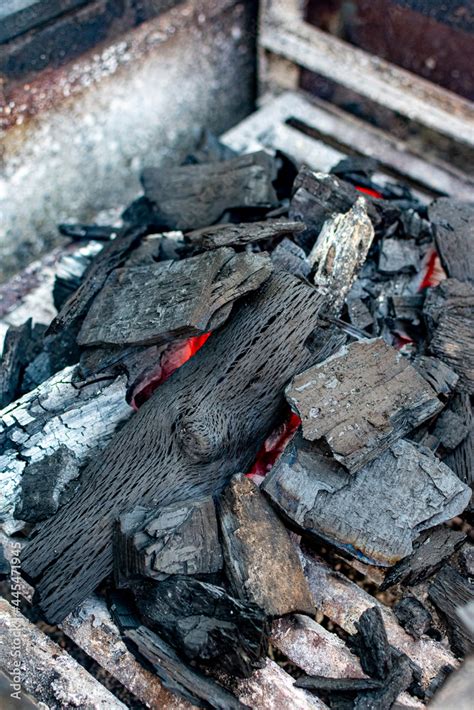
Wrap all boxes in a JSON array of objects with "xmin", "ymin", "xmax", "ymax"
[
  {"xmin": 186, "ymin": 220, "xmax": 305, "ymax": 249},
  {"xmin": 380, "ymin": 526, "xmax": 467, "ymax": 590},
  {"xmin": 218, "ymin": 474, "xmax": 313, "ymax": 616},
  {"xmin": 429, "ymin": 199, "xmax": 474, "ymax": 284},
  {"xmin": 78, "ymin": 248, "xmax": 272, "ymax": 347},
  {"xmin": 21, "ymin": 273, "xmax": 327, "ymax": 623},
  {"xmin": 141, "ymin": 152, "xmax": 278, "ymax": 231},
  {"xmin": 413, "ymin": 356, "xmax": 459, "ymax": 397},
  {"xmin": 285, "ymin": 338, "xmax": 443, "ymax": 472},
  {"xmin": 428, "ymin": 565, "xmax": 474, "ymax": 657}
]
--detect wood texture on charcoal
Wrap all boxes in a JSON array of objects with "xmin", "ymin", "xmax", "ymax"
[
  {"xmin": 218, "ymin": 474, "xmax": 313, "ymax": 616},
  {"xmin": 115, "ymin": 498, "xmax": 222, "ymax": 582},
  {"xmin": 301, "ymin": 551, "xmax": 458, "ymax": 688},
  {"xmin": 381, "ymin": 526, "xmax": 467, "ymax": 590},
  {"xmin": 125, "ymin": 625, "xmax": 246, "ymax": 710},
  {"xmin": 132, "ymin": 576, "xmax": 269, "ymax": 678},
  {"xmin": 21, "ymin": 273, "xmax": 327, "ymax": 623},
  {"xmin": 47, "ymin": 224, "xmax": 148, "ymax": 337},
  {"xmin": 428, "ymin": 565, "xmax": 474, "ymax": 657},
  {"xmin": 307, "ymin": 198, "xmax": 375, "ymax": 312},
  {"xmin": 413, "ymin": 357, "xmax": 459, "ymax": 397},
  {"xmin": 424, "ymin": 279, "xmax": 474, "ymax": 394},
  {"xmin": 0, "ymin": 365, "xmax": 131, "ymax": 524},
  {"xmin": 262, "ymin": 436, "xmax": 470, "ymax": 565},
  {"xmin": 429, "ymin": 655, "xmax": 474, "ymax": 710},
  {"xmin": 285, "ymin": 338, "xmax": 443, "ymax": 472},
  {"xmin": 186, "ymin": 219, "xmax": 305, "ymax": 249},
  {"xmin": 289, "ymin": 167, "xmax": 400, "ymax": 250},
  {"xmin": 141, "ymin": 151, "xmax": 278, "ymax": 231},
  {"xmin": 429, "ymin": 198, "xmax": 474, "ymax": 284},
  {"xmin": 78, "ymin": 248, "xmax": 272, "ymax": 347}
]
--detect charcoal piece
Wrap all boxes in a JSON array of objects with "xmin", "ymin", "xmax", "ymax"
[
  {"xmin": 347, "ymin": 298, "xmax": 374, "ymax": 330},
  {"xmin": 308, "ymin": 198, "xmax": 375, "ymax": 313},
  {"xmin": 14, "ymin": 447, "xmax": 81, "ymax": 524},
  {"xmin": 432, "ymin": 408, "xmax": 471, "ymax": 451},
  {"xmin": 21, "ymin": 329, "xmax": 81, "ymax": 392},
  {"xmin": 47, "ymin": 223, "xmax": 148, "ymax": 338},
  {"xmin": 21, "ymin": 272, "xmax": 329, "ymax": 623},
  {"xmin": 261, "ymin": 436, "xmax": 470, "ymax": 566},
  {"xmin": 413, "ymin": 356, "xmax": 459, "ymax": 396},
  {"xmin": 121, "ymin": 196, "xmax": 166, "ymax": 229},
  {"xmin": 393, "ymin": 596, "xmax": 433, "ymax": 640},
  {"xmin": 429, "ymin": 198, "xmax": 474, "ymax": 284},
  {"xmin": 125, "ymin": 625, "xmax": 246, "ymax": 710},
  {"xmin": 0, "ymin": 320, "xmax": 33, "ymax": 407},
  {"xmin": 443, "ymin": 395, "xmax": 473, "ymax": 505},
  {"xmin": 350, "ymin": 607, "xmax": 392, "ymax": 680},
  {"xmin": 115, "ymin": 497, "xmax": 222, "ymax": 583},
  {"xmin": 380, "ymin": 526, "xmax": 467, "ymax": 590},
  {"xmin": 424, "ymin": 279, "xmax": 474, "ymax": 393},
  {"xmin": 58, "ymin": 223, "xmax": 117, "ymax": 242},
  {"xmin": 186, "ymin": 220, "xmax": 305, "ymax": 249},
  {"xmin": 295, "ymin": 676, "xmax": 383, "ymax": 692},
  {"xmin": 285, "ymin": 338, "xmax": 443, "ymax": 472},
  {"xmin": 132, "ymin": 576, "xmax": 269, "ymax": 678},
  {"xmin": 0, "ymin": 544, "xmax": 10, "ymax": 578},
  {"xmin": 378, "ymin": 238, "xmax": 420, "ymax": 274},
  {"xmin": 78, "ymin": 248, "xmax": 272, "ymax": 347},
  {"xmin": 428, "ymin": 565, "xmax": 474, "ymax": 656},
  {"xmin": 183, "ymin": 129, "xmax": 237, "ymax": 165},
  {"xmin": 331, "ymin": 156, "xmax": 378, "ymax": 180},
  {"xmin": 270, "ymin": 238, "xmax": 311, "ymax": 277},
  {"xmin": 459, "ymin": 545, "xmax": 474, "ymax": 578},
  {"xmin": 353, "ymin": 652, "xmax": 413, "ymax": 710},
  {"xmin": 289, "ymin": 166, "xmax": 400, "ymax": 250},
  {"xmin": 107, "ymin": 590, "xmax": 140, "ymax": 632},
  {"xmin": 218, "ymin": 474, "xmax": 313, "ymax": 616},
  {"xmin": 141, "ymin": 151, "xmax": 278, "ymax": 231},
  {"xmin": 79, "ymin": 342, "xmax": 167, "ymax": 390},
  {"xmin": 389, "ymin": 295, "xmax": 424, "ymax": 323}
]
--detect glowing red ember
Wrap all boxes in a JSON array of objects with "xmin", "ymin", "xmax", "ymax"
[
  {"xmin": 355, "ymin": 185, "xmax": 383, "ymax": 199},
  {"xmin": 246, "ymin": 410, "xmax": 301, "ymax": 485},
  {"xmin": 418, "ymin": 248, "xmax": 446, "ymax": 291}
]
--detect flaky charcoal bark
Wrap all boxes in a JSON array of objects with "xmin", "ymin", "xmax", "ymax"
[
  {"xmin": 186, "ymin": 220, "xmax": 305, "ymax": 249},
  {"xmin": 141, "ymin": 151, "xmax": 278, "ymax": 231},
  {"xmin": 218, "ymin": 474, "xmax": 313, "ymax": 616},
  {"xmin": 424, "ymin": 279, "xmax": 474, "ymax": 394},
  {"xmin": 285, "ymin": 338, "xmax": 443, "ymax": 472},
  {"xmin": 132, "ymin": 577, "xmax": 269, "ymax": 678},
  {"xmin": 125, "ymin": 625, "xmax": 247, "ymax": 710},
  {"xmin": 78, "ymin": 248, "xmax": 272, "ymax": 347},
  {"xmin": 289, "ymin": 167, "xmax": 400, "ymax": 250},
  {"xmin": 0, "ymin": 320, "xmax": 33, "ymax": 407},
  {"xmin": 307, "ymin": 198, "xmax": 374, "ymax": 313},
  {"xmin": 429, "ymin": 198, "xmax": 474, "ymax": 284},
  {"xmin": 47, "ymin": 223, "xmax": 148, "ymax": 338},
  {"xmin": 21, "ymin": 273, "xmax": 327, "ymax": 623},
  {"xmin": 394, "ymin": 597, "xmax": 434, "ymax": 640},
  {"xmin": 428, "ymin": 565, "xmax": 474, "ymax": 656},
  {"xmin": 115, "ymin": 498, "xmax": 222, "ymax": 584},
  {"xmin": 262, "ymin": 436, "xmax": 470, "ymax": 565},
  {"xmin": 378, "ymin": 238, "xmax": 420, "ymax": 274},
  {"xmin": 380, "ymin": 526, "xmax": 466, "ymax": 590}
]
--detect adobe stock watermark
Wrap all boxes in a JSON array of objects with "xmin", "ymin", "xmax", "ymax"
[{"xmin": 3, "ymin": 541, "xmax": 23, "ymax": 701}]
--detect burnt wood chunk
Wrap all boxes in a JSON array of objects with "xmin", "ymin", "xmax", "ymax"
[
  {"xmin": 0, "ymin": 320, "xmax": 33, "ymax": 408},
  {"xmin": 141, "ymin": 151, "xmax": 278, "ymax": 231},
  {"xmin": 380, "ymin": 526, "xmax": 467, "ymax": 590},
  {"xmin": 308, "ymin": 198, "xmax": 375, "ymax": 313},
  {"xmin": 115, "ymin": 498, "xmax": 222, "ymax": 584},
  {"xmin": 353, "ymin": 653, "xmax": 413, "ymax": 710},
  {"xmin": 443, "ymin": 396, "xmax": 474, "ymax": 505},
  {"xmin": 429, "ymin": 198, "xmax": 474, "ymax": 284},
  {"xmin": 270, "ymin": 238, "xmax": 311, "ymax": 277},
  {"xmin": 78, "ymin": 248, "xmax": 272, "ymax": 347},
  {"xmin": 218, "ymin": 474, "xmax": 313, "ymax": 617},
  {"xmin": 378, "ymin": 238, "xmax": 420, "ymax": 274},
  {"xmin": 47, "ymin": 223, "xmax": 148, "ymax": 337},
  {"xmin": 414, "ymin": 356, "xmax": 459, "ymax": 396},
  {"xmin": 393, "ymin": 597, "xmax": 434, "ymax": 640},
  {"xmin": 125, "ymin": 625, "xmax": 246, "ymax": 710},
  {"xmin": 350, "ymin": 607, "xmax": 392, "ymax": 680},
  {"xmin": 424, "ymin": 279, "xmax": 474, "ymax": 394},
  {"xmin": 295, "ymin": 676, "xmax": 383, "ymax": 692},
  {"xmin": 428, "ymin": 565, "xmax": 474, "ymax": 656},
  {"xmin": 21, "ymin": 273, "xmax": 327, "ymax": 623},
  {"xmin": 132, "ymin": 577, "xmax": 269, "ymax": 678},
  {"xmin": 58, "ymin": 223, "xmax": 117, "ymax": 242},
  {"xmin": 285, "ymin": 338, "xmax": 443, "ymax": 472},
  {"xmin": 261, "ymin": 436, "xmax": 470, "ymax": 566},
  {"xmin": 186, "ymin": 220, "xmax": 305, "ymax": 249},
  {"xmin": 289, "ymin": 166, "xmax": 399, "ymax": 250}
]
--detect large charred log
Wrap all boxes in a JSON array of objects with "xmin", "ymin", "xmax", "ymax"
[{"xmin": 21, "ymin": 273, "xmax": 327, "ymax": 623}]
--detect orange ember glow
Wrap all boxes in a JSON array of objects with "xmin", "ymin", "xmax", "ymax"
[
  {"xmin": 131, "ymin": 332, "xmax": 211, "ymax": 409},
  {"xmin": 355, "ymin": 185, "xmax": 383, "ymax": 199},
  {"xmin": 246, "ymin": 410, "xmax": 301, "ymax": 484},
  {"xmin": 419, "ymin": 248, "xmax": 446, "ymax": 291}
]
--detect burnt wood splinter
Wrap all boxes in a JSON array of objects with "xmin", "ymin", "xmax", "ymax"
[{"xmin": 21, "ymin": 273, "xmax": 327, "ymax": 623}]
